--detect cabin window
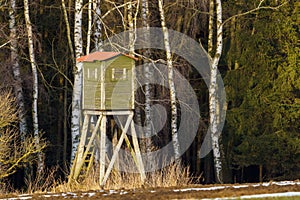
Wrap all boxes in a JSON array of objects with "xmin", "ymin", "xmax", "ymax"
[
  {"xmin": 86, "ymin": 68, "xmax": 99, "ymax": 80},
  {"xmin": 112, "ymin": 68, "xmax": 127, "ymax": 81}
]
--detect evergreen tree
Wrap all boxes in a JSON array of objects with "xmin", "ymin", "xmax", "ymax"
[{"xmin": 224, "ymin": 0, "xmax": 300, "ymax": 181}]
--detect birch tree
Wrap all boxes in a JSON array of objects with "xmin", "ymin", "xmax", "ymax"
[
  {"xmin": 93, "ymin": 0, "xmax": 103, "ymax": 50},
  {"xmin": 141, "ymin": 0, "xmax": 152, "ymax": 153},
  {"xmin": 86, "ymin": 0, "xmax": 93, "ymax": 54},
  {"xmin": 208, "ymin": 0, "xmax": 214, "ymax": 55},
  {"xmin": 9, "ymin": 0, "xmax": 27, "ymax": 136},
  {"xmin": 23, "ymin": 0, "xmax": 44, "ymax": 174},
  {"xmin": 208, "ymin": 0, "xmax": 223, "ymax": 183},
  {"xmin": 127, "ymin": 0, "xmax": 135, "ymax": 55},
  {"xmin": 71, "ymin": 0, "xmax": 84, "ymax": 163},
  {"xmin": 158, "ymin": 0, "xmax": 180, "ymax": 160}
]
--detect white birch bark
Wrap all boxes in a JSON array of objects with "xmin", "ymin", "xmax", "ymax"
[
  {"xmin": 158, "ymin": 0, "xmax": 180, "ymax": 160},
  {"xmin": 127, "ymin": 0, "xmax": 134, "ymax": 55},
  {"xmin": 86, "ymin": 0, "xmax": 92, "ymax": 54},
  {"xmin": 9, "ymin": 0, "xmax": 27, "ymax": 137},
  {"xmin": 24, "ymin": 0, "xmax": 44, "ymax": 174},
  {"xmin": 142, "ymin": 0, "xmax": 152, "ymax": 152},
  {"xmin": 93, "ymin": 0, "xmax": 103, "ymax": 50},
  {"xmin": 208, "ymin": 0, "xmax": 223, "ymax": 183},
  {"xmin": 90, "ymin": 0, "xmax": 102, "ymax": 166},
  {"xmin": 71, "ymin": 0, "xmax": 83, "ymax": 163},
  {"xmin": 208, "ymin": 0, "xmax": 214, "ymax": 55}
]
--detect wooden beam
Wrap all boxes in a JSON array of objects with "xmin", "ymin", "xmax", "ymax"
[
  {"xmin": 100, "ymin": 113, "xmax": 133, "ymax": 186},
  {"xmin": 84, "ymin": 110, "xmax": 132, "ymax": 116},
  {"xmin": 115, "ymin": 116, "xmax": 137, "ymax": 166},
  {"xmin": 130, "ymin": 120, "xmax": 146, "ymax": 181},
  {"xmin": 99, "ymin": 115, "xmax": 106, "ymax": 183}
]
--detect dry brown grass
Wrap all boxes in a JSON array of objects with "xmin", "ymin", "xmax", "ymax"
[
  {"xmin": 54, "ymin": 168, "xmax": 102, "ymax": 192},
  {"xmin": 105, "ymin": 161, "xmax": 191, "ymax": 190},
  {"xmin": 54, "ymin": 160, "xmax": 191, "ymax": 192},
  {"xmin": 25, "ymin": 166, "xmax": 60, "ymax": 194}
]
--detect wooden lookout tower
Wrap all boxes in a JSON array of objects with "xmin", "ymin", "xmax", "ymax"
[{"xmin": 69, "ymin": 52, "xmax": 145, "ymax": 186}]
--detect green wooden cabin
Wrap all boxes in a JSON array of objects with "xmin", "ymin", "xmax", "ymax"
[{"xmin": 78, "ymin": 52, "xmax": 136, "ymax": 110}]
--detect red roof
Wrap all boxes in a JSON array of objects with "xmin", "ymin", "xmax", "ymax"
[{"xmin": 77, "ymin": 52, "xmax": 137, "ymax": 62}]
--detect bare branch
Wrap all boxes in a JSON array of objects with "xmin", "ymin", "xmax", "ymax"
[
  {"xmin": 0, "ymin": 40, "xmax": 11, "ymax": 49},
  {"xmin": 101, "ymin": 1, "xmax": 135, "ymax": 19},
  {"xmin": 222, "ymin": 1, "xmax": 288, "ymax": 26}
]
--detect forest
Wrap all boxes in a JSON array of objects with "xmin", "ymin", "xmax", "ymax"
[{"xmin": 0, "ymin": 0, "xmax": 299, "ymax": 192}]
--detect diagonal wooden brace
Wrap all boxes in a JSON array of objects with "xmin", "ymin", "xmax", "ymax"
[{"xmin": 100, "ymin": 113, "xmax": 133, "ymax": 186}]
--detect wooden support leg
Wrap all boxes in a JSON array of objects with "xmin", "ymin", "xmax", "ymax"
[
  {"xmin": 116, "ymin": 116, "xmax": 137, "ymax": 166},
  {"xmin": 73, "ymin": 115, "xmax": 102, "ymax": 180},
  {"xmin": 70, "ymin": 114, "xmax": 90, "ymax": 181},
  {"xmin": 130, "ymin": 121, "xmax": 146, "ymax": 181},
  {"xmin": 100, "ymin": 114, "xmax": 133, "ymax": 186},
  {"xmin": 99, "ymin": 115, "xmax": 106, "ymax": 184}
]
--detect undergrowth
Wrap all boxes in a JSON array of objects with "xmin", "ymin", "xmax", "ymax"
[{"xmin": 54, "ymin": 160, "xmax": 192, "ymax": 192}]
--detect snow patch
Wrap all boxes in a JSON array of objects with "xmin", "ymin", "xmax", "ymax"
[
  {"xmin": 273, "ymin": 181, "xmax": 300, "ymax": 186},
  {"xmin": 41, "ymin": 194, "xmax": 61, "ymax": 198},
  {"xmin": 240, "ymin": 192, "xmax": 300, "ymax": 199},
  {"xmin": 231, "ymin": 185, "xmax": 249, "ymax": 188},
  {"xmin": 119, "ymin": 191, "xmax": 128, "ymax": 195},
  {"xmin": 261, "ymin": 182, "xmax": 270, "ymax": 187},
  {"xmin": 174, "ymin": 186, "xmax": 227, "ymax": 192},
  {"xmin": 81, "ymin": 192, "xmax": 95, "ymax": 197},
  {"xmin": 173, "ymin": 180, "xmax": 300, "ymax": 195},
  {"xmin": 108, "ymin": 189, "xmax": 118, "ymax": 194},
  {"xmin": 203, "ymin": 192, "xmax": 300, "ymax": 200},
  {"xmin": 1, "ymin": 197, "xmax": 32, "ymax": 200}
]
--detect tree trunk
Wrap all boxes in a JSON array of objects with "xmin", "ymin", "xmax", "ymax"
[
  {"xmin": 259, "ymin": 164, "xmax": 263, "ymax": 183},
  {"xmin": 57, "ymin": 76, "xmax": 64, "ymax": 164},
  {"xmin": 208, "ymin": 0, "xmax": 223, "ymax": 184},
  {"xmin": 208, "ymin": 0, "xmax": 214, "ymax": 55},
  {"xmin": 61, "ymin": 0, "xmax": 75, "ymax": 65},
  {"xmin": 63, "ymin": 63, "xmax": 68, "ymax": 168},
  {"xmin": 93, "ymin": 0, "xmax": 103, "ymax": 51},
  {"xmin": 142, "ymin": 0, "xmax": 152, "ymax": 154},
  {"xmin": 61, "ymin": 0, "xmax": 74, "ymax": 167},
  {"xmin": 9, "ymin": 0, "xmax": 27, "ymax": 137},
  {"xmin": 86, "ymin": 0, "xmax": 92, "ymax": 54},
  {"xmin": 24, "ymin": 0, "xmax": 44, "ymax": 174},
  {"xmin": 71, "ymin": 0, "xmax": 84, "ymax": 163},
  {"xmin": 127, "ymin": 0, "xmax": 134, "ymax": 55},
  {"xmin": 158, "ymin": 0, "xmax": 180, "ymax": 160}
]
